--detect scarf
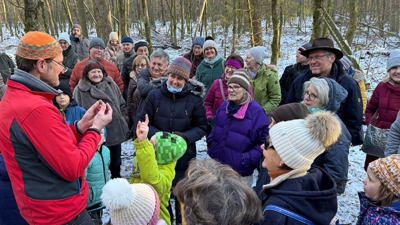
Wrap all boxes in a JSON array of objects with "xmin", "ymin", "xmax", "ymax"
[
  {"xmin": 301, "ymin": 101, "xmax": 327, "ymax": 114},
  {"xmin": 204, "ymin": 54, "xmax": 221, "ymax": 66}
]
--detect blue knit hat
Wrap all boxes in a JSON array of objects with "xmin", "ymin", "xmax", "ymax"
[
  {"xmin": 167, "ymin": 57, "xmax": 192, "ymax": 81},
  {"xmin": 193, "ymin": 36, "xmax": 205, "ymax": 47},
  {"xmin": 121, "ymin": 36, "xmax": 134, "ymax": 44},
  {"xmin": 387, "ymin": 49, "xmax": 400, "ymax": 72},
  {"xmin": 155, "ymin": 131, "xmax": 187, "ymax": 165}
]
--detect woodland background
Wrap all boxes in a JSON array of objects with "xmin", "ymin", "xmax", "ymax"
[{"xmin": 0, "ymin": 0, "xmax": 399, "ymax": 60}]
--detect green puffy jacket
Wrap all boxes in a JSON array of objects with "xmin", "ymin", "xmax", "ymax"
[
  {"xmin": 250, "ymin": 63, "xmax": 281, "ymax": 114},
  {"xmin": 130, "ymin": 139, "xmax": 176, "ymax": 225}
]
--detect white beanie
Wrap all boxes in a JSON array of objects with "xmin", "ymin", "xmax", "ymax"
[
  {"xmin": 101, "ymin": 178, "xmax": 160, "ymax": 225},
  {"xmin": 57, "ymin": 32, "xmax": 71, "ymax": 45},
  {"xmin": 269, "ymin": 111, "xmax": 342, "ymax": 170},
  {"xmin": 387, "ymin": 49, "xmax": 400, "ymax": 72},
  {"xmin": 248, "ymin": 46, "xmax": 268, "ymax": 64},
  {"xmin": 203, "ymin": 40, "xmax": 218, "ymax": 54}
]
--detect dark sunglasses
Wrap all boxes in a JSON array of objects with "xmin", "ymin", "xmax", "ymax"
[{"xmin": 264, "ymin": 136, "xmax": 275, "ymax": 150}]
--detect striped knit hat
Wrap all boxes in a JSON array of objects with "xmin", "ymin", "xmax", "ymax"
[
  {"xmin": 340, "ymin": 55, "xmax": 353, "ymax": 70},
  {"xmin": 101, "ymin": 178, "xmax": 161, "ymax": 225},
  {"xmin": 17, "ymin": 31, "xmax": 62, "ymax": 60},
  {"xmin": 369, "ymin": 154, "xmax": 400, "ymax": 198},
  {"xmin": 227, "ymin": 69, "xmax": 251, "ymax": 92},
  {"xmin": 155, "ymin": 131, "xmax": 187, "ymax": 165},
  {"xmin": 167, "ymin": 57, "xmax": 191, "ymax": 81}
]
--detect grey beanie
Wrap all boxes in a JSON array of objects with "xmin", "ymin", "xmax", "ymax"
[
  {"xmin": 248, "ymin": 46, "xmax": 268, "ymax": 64},
  {"xmin": 89, "ymin": 37, "xmax": 105, "ymax": 49},
  {"xmin": 387, "ymin": 49, "xmax": 400, "ymax": 72},
  {"xmin": 57, "ymin": 32, "xmax": 71, "ymax": 45},
  {"xmin": 203, "ymin": 40, "xmax": 218, "ymax": 54}
]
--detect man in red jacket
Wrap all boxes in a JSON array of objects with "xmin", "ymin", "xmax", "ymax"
[
  {"xmin": 0, "ymin": 31, "xmax": 112, "ymax": 225},
  {"xmin": 69, "ymin": 37, "xmax": 124, "ymax": 93}
]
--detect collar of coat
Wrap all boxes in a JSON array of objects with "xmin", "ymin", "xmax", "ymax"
[{"xmin": 151, "ymin": 76, "xmax": 206, "ymax": 98}]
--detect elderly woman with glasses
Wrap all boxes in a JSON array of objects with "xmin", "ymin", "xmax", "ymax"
[
  {"xmin": 207, "ymin": 69, "xmax": 269, "ymax": 186},
  {"xmin": 301, "ymin": 77, "xmax": 351, "ymax": 194},
  {"xmin": 73, "ymin": 60, "xmax": 128, "ymax": 179}
]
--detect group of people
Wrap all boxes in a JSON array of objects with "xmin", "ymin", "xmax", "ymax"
[{"xmin": 0, "ymin": 25, "xmax": 400, "ymax": 225}]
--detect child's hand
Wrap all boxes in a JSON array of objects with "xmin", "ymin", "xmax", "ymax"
[{"xmin": 136, "ymin": 114, "xmax": 149, "ymax": 142}]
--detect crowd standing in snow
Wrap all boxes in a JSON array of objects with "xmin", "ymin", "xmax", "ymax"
[{"xmin": 0, "ymin": 27, "xmax": 400, "ymax": 225}]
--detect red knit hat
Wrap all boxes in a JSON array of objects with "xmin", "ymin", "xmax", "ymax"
[{"xmin": 17, "ymin": 31, "xmax": 62, "ymax": 60}]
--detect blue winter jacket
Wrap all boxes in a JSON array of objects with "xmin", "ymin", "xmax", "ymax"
[
  {"xmin": 311, "ymin": 77, "xmax": 351, "ymax": 194},
  {"xmin": 356, "ymin": 192, "xmax": 400, "ymax": 225},
  {"xmin": 0, "ymin": 153, "xmax": 28, "ymax": 225},
  {"xmin": 258, "ymin": 167, "xmax": 337, "ymax": 225},
  {"xmin": 85, "ymin": 145, "xmax": 110, "ymax": 210},
  {"xmin": 53, "ymin": 98, "xmax": 86, "ymax": 125},
  {"xmin": 207, "ymin": 100, "xmax": 270, "ymax": 176},
  {"xmin": 285, "ymin": 61, "xmax": 364, "ymax": 146}
]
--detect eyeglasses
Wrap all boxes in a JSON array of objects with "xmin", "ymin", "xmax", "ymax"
[
  {"xmin": 264, "ymin": 136, "xmax": 275, "ymax": 150},
  {"xmin": 228, "ymin": 85, "xmax": 241, "ymax": 91},
  {"xmin": 92, "ymin": 46, "xmax": 104, "ymax": 51},
  {"xmin": 135, "ymin": 63, "xmax": 147, "ymax": 68},
  {"xmin": 225, "ymin": 65, "xmax": 237, "ymax": 71},
  {"xmin": 51, "ymin": 59, "xmax": 68, "ymax": 73},
  {"xmin": 304, "ymin": 91, "xmax": 318, "ymax": 101},
  {"xmin": 307, "ymin": 54, "xmax": 329, "ymax": 61}
]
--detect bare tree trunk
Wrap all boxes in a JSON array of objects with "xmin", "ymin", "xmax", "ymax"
[
  {"xmin": 250, "ymin": 0, "xmax": 263, "ymax": 45},
  {"xmin": 180, "ymin": 0, "xmax": 185, "ymax": 40},
  {"xmin": 24, "ymin": 0, "xmax": 44, "ymax": 32},
  {"xmin": 193, "ymin": 0, "xmax": 207, "ymax": 39},
  {"xmin": 230, "ymin": 1, "xmax": 238, "ymax": 55},
  {"xmin": 321, "ymin": 0, "xmax": 332, "ymax": 37},
  {"xmin": 45, "ymin": 0, "xmax": 57, "ymax": 36},
  {"xmin": 62, "ymin": 0, "xmax": 73, "ymax": 28},
  {"xmin": 270, "ymin": 0, "xmax": 281, "ymax": 65},
  {"xmin": 92, "ymin": 0, "xmax": 113, "ymax": 41},
  {"xmin": 142, "ymin": 0, "xmax": 153, "ymax": 53},
  {"xmin": 77, "ymin": 0, "xmax": 88, "ymax": 37},
  {"xmin": 345, "ymin": 0, "xmax": 358, "ymax": 46},
  {"xmin": 247, "ymin": 0, "xmax": 255, "ymax": 46},
  {"xmin": 119, "ymin": 0, "xmax": 128, "ymax": 37},
  {"xmin": 310, "ymin": 0, "xmax": 323, "ymax": 42}
]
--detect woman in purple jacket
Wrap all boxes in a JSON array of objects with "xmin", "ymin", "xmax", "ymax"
[{"xmin": 207, "ymin": 69, "xmax": 269, "ymax": 186}]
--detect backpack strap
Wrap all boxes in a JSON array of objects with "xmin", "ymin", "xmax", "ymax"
[
  {"xmin": 218, "ymin": 79, "xmax": 226, "ymax": 100},
  {"xmin": 264, "ymin": 204, "xmax": 315, "ymax": 225}
]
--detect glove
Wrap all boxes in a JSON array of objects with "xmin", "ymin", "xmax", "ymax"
[
  {"xmin": 207, "ymin": 117, "xmax": 214, "ymax": 126},
  {"xmin": 174, "ymin": 131, "xmax": 187, "ymax": 141}
]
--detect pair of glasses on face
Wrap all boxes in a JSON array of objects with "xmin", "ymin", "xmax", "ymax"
[
  {"xmin": 304, "ymin": 91, "xmax": 318, "ymax": 101},
  {"xmin": 264, "ymin": 136, "xmax": 275, "ymax": 150},
  {"xmin": 92, "ymin": 46, "xmax": 105, "ymax": 51},
  {"xmin": 225, "ymin": 65, "xmax": 237, "ymax": 71},
  {"xmin": 307, "ymin": 54, "xmax": 329, "ymax": 61},
  {"xmin": 51, "ymin": 59, "xmax": 68, "ymax": 73},
  {"xmin": 228, "ymin": 85, "xmax": 241, "ymax": 91}
]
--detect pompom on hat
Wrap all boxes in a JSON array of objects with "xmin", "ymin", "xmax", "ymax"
[
  {"xmin": 270, "ymin": 111, "xmax": 342, "ymax": 170},
  {"xmin": 155, "ymin": 131, "xmax": 187, "ymax": 165},
  {"xmin": 248, "ymin": 46, "xmax": 268, "ymax": 64},
  {"xmin": 167, "ymin": 57, "xmax": 192, "ymax": 81},
  {"xmin": 17, "ymin": 31, "xmax": 62, "ymax": 60},
  {"xmin": 227, "ymin": 69, "xmax": 251, "ymax": 92},
  {"xmin": 386, "ymin": 49, "xmax": 400, "ymax": 72},
  {"xmin": 101, "ymin": 178, "xmax": 161, "ymax": 225},
  {"xmin": 369, "ymin": 154, "xmax": 400, "ymax": 198}
]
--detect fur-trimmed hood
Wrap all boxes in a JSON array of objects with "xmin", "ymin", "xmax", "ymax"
[{"xmin": 152, "ymin": 77, "xmax": 206, "ymax": 98}]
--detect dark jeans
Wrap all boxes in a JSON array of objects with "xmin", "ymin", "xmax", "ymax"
[
  {"xmin": 64, "ymin": 209, "xmax": 94, "ymax": 225},
  {"xmin": 107, "ymin": 143, "xmax": 122, "ymax": 178}
]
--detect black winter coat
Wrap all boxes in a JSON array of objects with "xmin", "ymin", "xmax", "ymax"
[
  {"xmin": 59, "ymin": 45, "xmax": 79, "ymax": 84},
  {"xmin": 279, "ymin": 63, "xmax": 309, "ymax": 105},
  {"xmin": 139, "ymin": 79, "xmax": 207, "ymax": 185},
  {"xmin": 285, "ymin": 61, "xmax": 364, "ymax": 145}
]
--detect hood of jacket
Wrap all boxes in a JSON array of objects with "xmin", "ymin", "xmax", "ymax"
[
  {"xmin": 155, "ymin": 77, "xmax": 206, "ymax": 98},
  {"xmin": 10, "ymin": 69, "xmax": 59, "ymax": 95},
  {"xmin": 320, "ymin": 77, "xmax": 348, "ymax": 112},
  {"xmin": 263, "ymin": 166, "xmax": 337, "ymax": 224}
]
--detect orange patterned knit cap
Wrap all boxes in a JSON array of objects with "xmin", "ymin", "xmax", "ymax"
[{"xmin": 17, "ymin": 31, "xmax": 62, "ymax": 60}]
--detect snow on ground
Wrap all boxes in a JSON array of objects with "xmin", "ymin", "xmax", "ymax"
[{"xmin": 2, "ymin": 19, "xmax": 398, "ymax": 224}]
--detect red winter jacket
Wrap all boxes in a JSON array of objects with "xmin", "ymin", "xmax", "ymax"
[
  {"xmin": 365, "ymin": 81, "xmax": 400, "ymax": 129},
  {"xmin": 0, "ymin": 72, "xmax": 101, "ymax": 224},
  {"xmin": 69, "ymin": 57, "xmax": 124, "ymax": 93}
]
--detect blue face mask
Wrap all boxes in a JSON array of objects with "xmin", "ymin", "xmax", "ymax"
[{"xmin": 166, "ymin": 80, "xmax": 183, "ymax": 93}]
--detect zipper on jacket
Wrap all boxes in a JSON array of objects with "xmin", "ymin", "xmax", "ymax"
[{"xmin": 99, "ymin": 146, "xmax": 107, "ymax": 185}]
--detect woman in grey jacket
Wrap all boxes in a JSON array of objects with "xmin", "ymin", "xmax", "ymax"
[
  {"xmin": 385, "ymin": 116, "xmax": 400, "ymax": 156},
  {"xmin": 74, "ymin": 60, "xmax": 128, "ymax": 178}
]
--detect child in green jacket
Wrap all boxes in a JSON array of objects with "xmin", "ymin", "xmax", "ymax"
[{"xmin": 131, "ymin": 114, "xmax": 187, "ymax": 225}]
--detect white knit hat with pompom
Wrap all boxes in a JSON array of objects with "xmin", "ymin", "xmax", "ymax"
[
  {"xmin": 101, "ymin": 178, "xmax": 160, "ymax": 225},
  {"xmin": 269, "ymin": 111, "xmax": 342, "ymax": 170}
]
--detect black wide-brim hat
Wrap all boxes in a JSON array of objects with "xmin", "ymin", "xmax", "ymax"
[{"xmin": 300, "ymin": 37, "xmax": 343, "ymax": 59}]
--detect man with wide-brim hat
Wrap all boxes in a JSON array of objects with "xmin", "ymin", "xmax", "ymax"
[{"xmin": 285, "ymin": 37, "xmax": 364, "ymax": 146}]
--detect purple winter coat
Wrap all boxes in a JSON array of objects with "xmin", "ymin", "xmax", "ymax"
[
  {"xmin": 207, "ymin": 100, "xmax": 269, "ymax": 176},
  {"xmin": 356, "ymin": 192, "xmax": 400, "ymax": 225}
]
